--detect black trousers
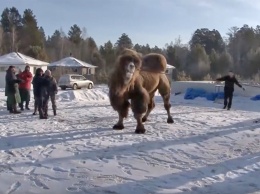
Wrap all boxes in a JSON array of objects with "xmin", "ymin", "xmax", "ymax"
[
  {"xmin": 37, "ymin": 96, "xmax": 49, "ymax": 117},
  {"xmin": 50, "ymin": 95, "xmax": 57, "ymax": 111},
  {"xmin": 224, "ymin": 88, "xmax": 234, "ymax": 109}
]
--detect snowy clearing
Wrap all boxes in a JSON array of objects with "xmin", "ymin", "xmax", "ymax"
[{"xmin": 0, "ymin": 85, "xmax": 260, "ymax": 194}]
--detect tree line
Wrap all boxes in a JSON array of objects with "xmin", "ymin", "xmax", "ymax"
[{"xmin": 1, "ymin": 7, "xmax": 260, "ymax": 83}]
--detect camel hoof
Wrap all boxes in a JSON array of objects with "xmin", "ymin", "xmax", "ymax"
[
  {"xmin": 167, "ymin": 117, "xmax": 174, "ymax": 124},
  {"xmin": 135, "ymin": 125, "xmax": 146, "ymax": 134},
  {"xmin": 142, "ymin": 117, "xmax": 147, "ymax": 123},
  {"xmin": 113, "ymin": 124, "xmax": 124, "ymax": 130}
]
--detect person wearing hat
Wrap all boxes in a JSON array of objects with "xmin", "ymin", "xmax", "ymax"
[
  {"xmin": 5, "ymin": 66, "xmax": 23, "ymax": 114},
  {"xmin": 17, "ymin": 65, "xmax": 33, "ymax": 111},
  {"xmin": 44, "ymin": 70, "xmax": 58, "ymax": 116},
  {"xmin": 216, "ymin": 70, "xmax": 245, "ymax": 110}
]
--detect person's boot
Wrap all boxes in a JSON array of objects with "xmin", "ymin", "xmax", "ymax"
[
  {"xmin": 39, "ymin": 109, "xmax": 47, "ymax": 119},
  {"xmin": 44, "ymin": 106, "xmax": 49, "ymax": 118},
  {"xmin": 25, "ymin": 101, "xmax": 30, "ymax": 110},
  {"xmin": 53, "ymin": 109, "xmax": 57, "ymax": 116},
  {"xmin": 7, "ymin": 101, "xmax": 10, "ymax": 111},
  {"xmin": 9, "ymin": 108, "xmax": 14, "ymax": 114},
  {"xmin": 32, "ymin": 103, "xmax": 38, "ymax": 115},
  {"xmin": 40, "ymin": 115, "xmax": 47, "ymax": 119},
  {"xmin": 19, "ymin": 103, "xmax": 24, "ymax": 111},
  {"xmin": 7, "ymin": 103, "xmax": 13, "ymax": 113},
  {"xmin": 223, "ymin": 105, "xmax": 226, "ymax": 109},
  {"xmin": 13, "ymin": 105, "xmax": 21, "ymax": 114}
]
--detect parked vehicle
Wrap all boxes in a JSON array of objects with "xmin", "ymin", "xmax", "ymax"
[{"xmin": 58, "ymin": 74, "xmax": 94, "ymax": 90}]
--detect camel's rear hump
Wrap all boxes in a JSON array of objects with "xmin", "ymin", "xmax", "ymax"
[{"xmin": 141, "ymin": 53, "xmax": 167, "ymax": 73}]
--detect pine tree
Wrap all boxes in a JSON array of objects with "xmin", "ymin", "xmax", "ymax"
[{"xmin": 115, "ymin": 33, "xmax": 133, "ymax": 51}]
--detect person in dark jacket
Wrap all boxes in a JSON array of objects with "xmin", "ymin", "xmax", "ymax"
[
  {"xmin": 5, "ymin": 66, "xmax": 23, "ymax": 114},
  {"xmin": 32, "ymin": 75, "xmax": 39, "ymax": 115},
  {"xmin": 32, "ymin": 68, "xmax": 50, "ymax": 119},
  {"xmin": 216, "ymin": 71, "xmax": 245, "ymax": 110},
  {"xmin": 44, "ymin": 70, "xmax": 58, "ymax": 116}
]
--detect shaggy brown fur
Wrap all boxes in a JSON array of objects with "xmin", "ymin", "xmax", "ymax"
[{"xmin": 108, "ymin": 48, "xmax": 174, "ymax": 134}]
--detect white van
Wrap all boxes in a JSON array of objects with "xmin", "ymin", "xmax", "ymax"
[{"xmin": 58, "ymin": 74, "xmax": 94, "ymax": 90}]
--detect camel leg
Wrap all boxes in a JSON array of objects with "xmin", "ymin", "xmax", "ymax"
[
  {"xmin": 113, "ymin": 101, "xmax": 130, "ymax": 130},
  {"xmin": 162, "ymin": 93, "xmax": 174, "ymax": 123},
  {"xmin": 134, "ymin": 113, "xmax": 146, "ymax": 134},
  {"xmin": 131, "ymin": 88, "xmax": 149, "ymax": 134},
  {"xmin": 113, "ymin": 113, "xmax": 125, "ymax": 130},
  {"xmin": 158, "ymin": 76, "xmax": 174, "ymax": 123},
  {"xmin": 142, "ymin": 93, "xmax": 156, "ymax": 123}
]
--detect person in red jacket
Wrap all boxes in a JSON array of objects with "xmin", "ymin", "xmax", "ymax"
[{"xmin": 18, "ymin": 65, "xmax": 33, "ymax": 110}]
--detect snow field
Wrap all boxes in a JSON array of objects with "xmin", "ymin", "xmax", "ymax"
[{"xmin": 0, "ymin": 85, "xmax": 259, "ymax": 194}]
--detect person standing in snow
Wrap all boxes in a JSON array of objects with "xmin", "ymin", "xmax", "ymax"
[
  {"xmin": 17, "ymin": 65, "xmax": 33, "ymax": 111},
  {"xmin": 5, "ymin": 66, "xmax": 23, "ymax": 114},
  {"xmin": 216, "ymin": 70, "xmax": 245, "ymax": 110},
  {"xmin": 44, "ymin": 70, "xmax": 58, "ymax": 116},
  {"xmin": 32, "ymin": 74, "xmax": 39, "ymax": 115},
  {"xmin": 32, "ymin": 68, "xmax": 50, "ymax": 119}
]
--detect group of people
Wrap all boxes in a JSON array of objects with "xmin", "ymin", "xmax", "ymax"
[{"xmin": 5, "ymin": 65, "xmax": 58, "ymax": 119}]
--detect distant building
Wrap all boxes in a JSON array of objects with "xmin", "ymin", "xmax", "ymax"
[
  {"xmin": 47, "ymin": 57, "xmax": 97, "ymax": 82},
  {"xmin": 0, "ymin": 52, "xmax": 49, "ymax": 88},
  {"xmin": 166, "ymin": 64, "xmax": 176, "ymax": 84}
]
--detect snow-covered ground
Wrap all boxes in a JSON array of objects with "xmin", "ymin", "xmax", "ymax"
[{"xmin": 0, "ymin": 85, "xmax": 260, "ymax": 194}]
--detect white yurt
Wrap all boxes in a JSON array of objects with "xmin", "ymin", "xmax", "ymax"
[{"xmin": 0, "ymin": 52, "xmax": 49, "ymax": 88}]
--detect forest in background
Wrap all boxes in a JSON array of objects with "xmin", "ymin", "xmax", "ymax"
[{"xmin": 1, "ymin": 7, "xmax": 260, "ymax": 83}]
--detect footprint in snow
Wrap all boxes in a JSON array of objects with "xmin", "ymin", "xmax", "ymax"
[
  {"xmin": 24, "ymin": 167, "xmax": 36, "ymax": 175},
  {"xmin": 66, "ymin": 187, "xmax": 80, "ymax": 192},
  {"xmin": 30, "ymin": 177, "xmax": 49, "ymax": 190},
  {"xmin": 68, "ymin": 168, "xmax": 76, "ymax": 177},
  {"xmin": 6, "ymin": 181, "xmax": 21, "ymax": 194},
  {"xmin": 52, "ymin": 166, "xmax": 68, "ymax": 172}
]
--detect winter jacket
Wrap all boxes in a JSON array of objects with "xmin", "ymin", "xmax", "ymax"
[
  {"xmin": 45, "ymin": 76, "xmax": 58, "ymax": 96},
  {"xmin": 32, "ymin": 75, "xmax": 50, "ymax": 98},
  {"xmin": 5, "ymin": 69, "xmax": 22, "ymax": 95},
  {"xmin": 216, "ymin": 75, "xmax": 242, "ymax": 91},
  {"xmin": 18, "ymin": 70, "xmax": 33, "ymax": 90}
]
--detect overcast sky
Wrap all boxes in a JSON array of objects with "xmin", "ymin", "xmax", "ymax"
[{"xmin": 1, "ymin": 0, "xmax": 260, "ymax": 47}]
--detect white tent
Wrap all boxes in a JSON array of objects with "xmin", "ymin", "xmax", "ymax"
[
  {"xmin": 0, "ymin": 52, "xmax": 49, "ymax": 66},
  {"xmin": 48, "ymin": 57, "xmax": 97, "ymax": 68},
  {"xmin": 0, "ymin": 52, "xmax": 49, "ymax": 88}
]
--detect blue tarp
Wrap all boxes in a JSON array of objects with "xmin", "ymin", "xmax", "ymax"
[
  {"xmin": 184, "ymin": 88, "xmax": 224, "ymax": 101},
  {"xmin": 206, "ymin": 92, "xmax": 217, "ymax": 101},
  {"xmin": 251, "ymin": 94, "xmax": 260, "ymax": 101},
  {"xmin": 184, "ymin": 88, "xmax": 207, "ymax": 100},
  {"xmin": 216, "ymin": 92, "xmax": 224, "ymax": 99}
]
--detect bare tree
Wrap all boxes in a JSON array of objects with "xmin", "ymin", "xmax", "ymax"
[
  {"xmin": 81, "ymin": 27, "xmax": 88, "ymax": 40},
  {"xmin": 59, "ymin": 27, "xmax": 66, "ymax": 58},
  {"xmin": 8, "ymin": 15, "xmax": 17, "ymax": 52}
]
